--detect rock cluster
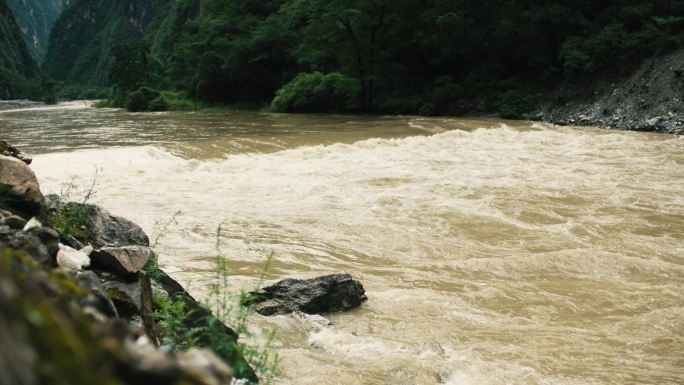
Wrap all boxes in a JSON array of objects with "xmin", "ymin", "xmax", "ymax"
[{"xmin": 0, "ymin": 145, "xmax": 257, "ymax": 385}]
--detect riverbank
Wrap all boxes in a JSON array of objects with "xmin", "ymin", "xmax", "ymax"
[
  {"xmin": 533, "ymin": 47, "xmax": 684, "ymax": 135},
  {"xmin": 90, "ymin": 48, "xmax": 683, "ymax": 135},
  {"xmin": 3, "ymin": 111, "xmax": 682, "ymax": 384},
  {"xmin": 0, "ymin": 142, "xmax": 258, "ymax": 385}
]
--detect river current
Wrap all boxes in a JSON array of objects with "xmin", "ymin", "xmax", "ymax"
[{"xmin": 2, "ymin": 103, "xmax": 683, "ymax": 384}]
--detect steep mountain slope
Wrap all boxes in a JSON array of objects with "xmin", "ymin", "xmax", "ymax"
[
  {"xmin": 7, "ymin": 0, "xmax": 66, "ymax": 62},
  {"xmin": 43, "ymin": 0, "xmax": 173, "ymax": 86},
  {"xmin": 0, "ymin": 0, "xmax": 39, "ymax": 99}
]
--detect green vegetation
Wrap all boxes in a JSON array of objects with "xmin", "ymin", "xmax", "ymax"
[
  {"xmin": 143, "ymin": 209, "xmax": 182, "ymax": 282},
  {"xmin": 124, "ymin": 87, "xmax": 168, "ymax": 112},
  {"xmin": 271, "ymin": 72, "xmax": 360, "ymax": 113},
  {"xmin": 41, "ymin": 0, "xmax": 684, "ymax": 115},
  {"xmin": 6, "ymin": 0, "xmax": 65, "ymax": 62},
  {"xmin": 499, "ymin": 90, "xmax": 535, "ymax": 119},
  {"xmin": 0, "ymin": 0, "xmax": 41, "ymax": 99},
  {"xmin": 47, "ymin": 173, "xmax": 98, "ymax": 244},
  {"xmin": 150, "ymin": 226, "xmax": 279, "ymax": 384}
]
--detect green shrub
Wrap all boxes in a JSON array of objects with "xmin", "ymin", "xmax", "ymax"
[
  {"xmin": 499, "ymin": 90, "xmax": 534, "ymax": 119},
  {"xmin": 420, "ymin": 76, "xmax": 464, "ymax": 115},
  {"xmin": 271, "ymin": 72, "xmax": 359, "ymax": 113},
  {"xmin": 561, "ymin": 20, "xmax": 673, "ymax": 74},
  {"xmin": 148, "ymin": 96, "xmax": 169, "ymax": 111},
  {"xmin": 41, "ymin": 95, "xmax": 58, "ymax": 105},
  {"xmin": 125, "ymin": 87, "xmax": 168, "ymax": 112}
]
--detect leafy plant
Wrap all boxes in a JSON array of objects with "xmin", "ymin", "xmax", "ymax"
[
  {"xmin": 207, "ymin": 225, "xmax": 280, "ymax": 382},
  {"xmin": 125, "ymin": 87, "xmax": 168, "ymax": 112},
  {"xmin": 153, "ymin": 292, "xmax": 201, "ymax": 350},
  {"xmin": 143, "ymin": 210, "xmax": 182, "ymax": 282},
  {"xmin": 151, "ymin": 224, "xmax": 280, "ymax": 383},
  {"xmin": 499, "ymin": 90, "xmax": 534, "ymax": 119},
  {"xmin": 271, "ymin": 72, "xmax": 360, "ymax": 113},
  {"xmin": 47, "ymin": 172, "xmax": 99, "ymax": 244}
]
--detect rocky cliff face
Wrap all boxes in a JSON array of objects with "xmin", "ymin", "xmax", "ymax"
[
  {"xmin": 43, "ymin": 0, "xmax": 173, "ymax": 85},
  {"xmin": 6, "ymin": 0, "xmax": 66, "ymax": 62},
  {"xmin": 535, "ymin": 48, "xmax": 684, "ymax": 135},
  {"xmin": 0, "ymin": 0, "xmax": 39, "ymax": 99}
]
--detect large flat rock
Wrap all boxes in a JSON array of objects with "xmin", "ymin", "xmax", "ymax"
[{"xmin": 246, "ymin": 273, "xmax": 367, "ymax": 316}]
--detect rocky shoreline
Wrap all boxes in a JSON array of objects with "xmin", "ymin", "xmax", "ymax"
[
  {"xmin": 532, "ymin": 48, "xmax": 684, "ymax": 135},
  {"xmin": 0, "ymin": 141, "xmax": 256, "ymax": 385},
  {"xmin": 0, "ymin": 140, "xmax": 369, "ymax": 385}
]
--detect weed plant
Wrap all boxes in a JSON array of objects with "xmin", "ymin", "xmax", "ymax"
[
  {"xmin": 151, "ymin": 223, "xmax": 280, "ymax": 383},
  {"xmin": 47, "ymin": 171, "xmax": 99, "ymax": 243}
]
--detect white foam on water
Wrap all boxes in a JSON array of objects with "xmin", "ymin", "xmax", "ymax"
[{"xmin": 26, "ymin": 120, "xmax": 684, "ymax": 385}]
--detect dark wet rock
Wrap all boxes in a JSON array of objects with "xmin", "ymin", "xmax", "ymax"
[
  {"xmin": 138, "ymin": 273, "xmax": 159, "ymax": 344},
  {"xmin": 85, "ymin": 204, "xmax": 150, "ymax": 247},
  {"xmin": 46, "ymin": 194, "xmax": 149, "ymax": 248},
  {"xmin": 157, "ymin": 270, "xmax": 258, "ymax": 383},
  {"xmin": 90, "ymin": 246, "xmax": 151, "ymax": 277},
  {"xmin": 60, "ymin": 233, "xmax": 84, "ymax": 250},
  {"xmin": 0, "ymin": 225, "xmax": 59, "ymax": 267},
  {"xmin": 70, "ymin": 271, "xmax": 118, "ymax": 318},
  {"xmin": 0, "ymin": 215, "xmax": 27, "ymax": 230},
  {"xmin": 103, "ymin": 279, "xmax": 142, "ymax": 317},
  {"xmin": 98, "ymin": 273, "xmax": 158, "ymax": 343},
  {"xmin": 0, "ymin": 155, "xmax": 45, "ymax": 219},
  {"xmin": 246, "ymin": 273, "xmax": 367, "ymax": 316},
  {"xmin": 0, "ymin": 140, "xmax": 32, "ymax": 165}
]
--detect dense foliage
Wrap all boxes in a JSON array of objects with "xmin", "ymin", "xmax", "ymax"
[
  {"xmin": 271, "ymin": 72, "xmax": 359, "ymax": 112},
  {"xmin": 43, "ymin": 0, "xmax": 172, "ymax": 86},
  {"xmin": 0, "ymin": 0, "xmax": 41, "ymax": 99},
  {"xmin": 40, "ymin": 0, "xmax": 684, "ymax": 114},
  {"xmin": 7, "ymin": 0, "xmax": 65, "ymax": 62}
]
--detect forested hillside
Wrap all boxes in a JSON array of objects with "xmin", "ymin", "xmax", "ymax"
[
  {"xmin": 0, "ymin": 0, "xmax": 40, "ymax": 99},
  {"xmin": 43, "ymin": 0, "xmax": 172, "ymax": 86},
  {"xmin": 7, "ymin": 0, "xmax": 66, "ymax": 62},
  {"xmin": 45, "ymin": 0, "xmax": 684, "ymax": 115}
]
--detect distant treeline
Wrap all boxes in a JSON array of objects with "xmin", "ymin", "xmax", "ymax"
[{"xmin": 34, "ymin": 1, "xmax": 684, "ymax": 114}]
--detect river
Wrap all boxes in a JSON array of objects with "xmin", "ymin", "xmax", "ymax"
[{"xmin": 1, "ymin": 104, "xmax": 683, "ymax": 385}]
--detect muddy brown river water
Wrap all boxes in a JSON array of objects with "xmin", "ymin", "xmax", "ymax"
[{"xmin": 2, "ymin": 103, "xmax": 683, "ymax": 384}]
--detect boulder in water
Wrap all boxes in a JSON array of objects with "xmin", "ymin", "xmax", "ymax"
[{"xmin": 246, "ymin": 273, "xmax": 367, "ymax": 316}]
